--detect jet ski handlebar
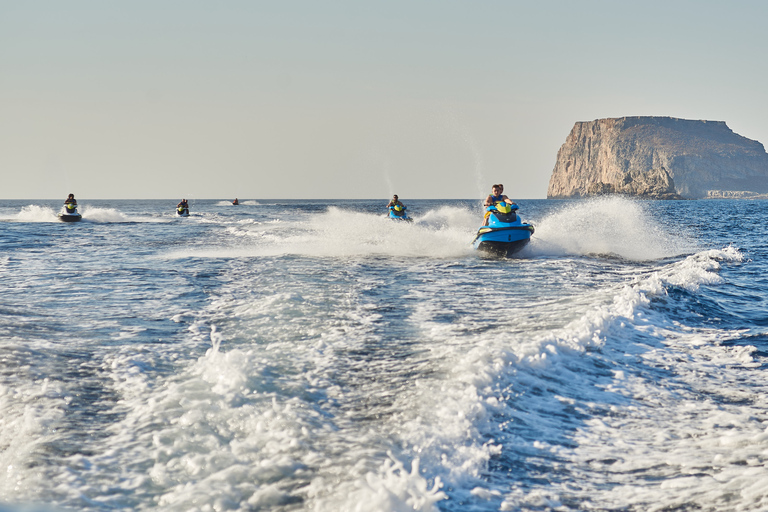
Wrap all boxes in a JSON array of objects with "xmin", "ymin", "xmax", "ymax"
[{"xmin": 486, "ymin": 202, "xmax": 518, "ymax": 213}]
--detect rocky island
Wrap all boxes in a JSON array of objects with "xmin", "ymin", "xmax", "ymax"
[{"xmin": 547, "ymin": 117, "xmax": 768, "ymax": 199}]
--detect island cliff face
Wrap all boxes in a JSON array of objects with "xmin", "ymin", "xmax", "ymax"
[{"xmin": 547, "ymin": 117, "xmax": 768, "ymax": 199}]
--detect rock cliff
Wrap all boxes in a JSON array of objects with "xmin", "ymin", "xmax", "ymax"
[{"xmin": 547, "ymin": 117, "xmax": 768, "ymax": 199}]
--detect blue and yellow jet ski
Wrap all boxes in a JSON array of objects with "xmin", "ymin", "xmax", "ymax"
[
  {"xmin": 388, "ymin": 205, "xmax": 413, "ymax": 222},
  {"xmin": 472, "ymin": 202, "xmax": 533, "ymax": 257}
]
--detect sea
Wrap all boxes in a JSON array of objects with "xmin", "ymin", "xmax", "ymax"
[{"xmin": 1, "ymin": 197, "xmax": 767, "ymax": 512}]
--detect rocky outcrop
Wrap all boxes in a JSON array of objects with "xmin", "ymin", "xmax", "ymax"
[{"xmin": 547, "ymin": 117, "xmax": 768, "ymax": 199}]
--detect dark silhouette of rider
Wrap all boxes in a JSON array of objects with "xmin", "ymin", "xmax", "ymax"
[{"xmin": 64, "ymin": 194, "xmax": 77, "ymax": 212}]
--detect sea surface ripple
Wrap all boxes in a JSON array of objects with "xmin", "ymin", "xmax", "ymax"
[{"xmin": 1, "ymin": 197, "xmax": 767, "ymax": 511}]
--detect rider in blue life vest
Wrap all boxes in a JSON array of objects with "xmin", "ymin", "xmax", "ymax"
[
  {"xmin": 483, "ymin": 184, "xmax": 516, "ymax": 225},
  {"xmin": 484, "ymin": 184, "xmax": 515, "ymax": 206}
]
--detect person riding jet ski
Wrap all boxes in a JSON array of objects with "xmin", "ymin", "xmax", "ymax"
[
  {"xmin": 387, "ymin": 194, "xmax": 412, "ymax": 221},
  {"xmin": 177, "ymin": 199, "xmax": 189, "ymax": 216},
  {"xmin": 483, "ymin": 184, "xmax": 514, "ymax": 225},
  {"xmin": 64, "ymin": 193, "xmax": 78, "ymax": 213}
]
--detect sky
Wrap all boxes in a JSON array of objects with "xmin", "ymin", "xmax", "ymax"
[{"xmin": 2, "ymin": 0, "xmax": 767, "ymax": 199}]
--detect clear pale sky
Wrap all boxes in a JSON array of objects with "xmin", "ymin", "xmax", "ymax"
[{"xmin": 2, "ymin": 1, "xmax": 767, "ymax": 199}]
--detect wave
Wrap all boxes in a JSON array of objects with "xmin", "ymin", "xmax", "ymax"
[
  {"xmin": 528, "ymin": 196, "xmax": 701, "ymax": 260},
  {"xmin": 215, "ymin": 200, "xmax": 260, "ymax": 206},
  {"xmin": 161, "ymin": 206, "xmax": 479, "ymax": 260},
  {"xmin": 10, "ymin": 205, "xmax": 59, "ymax": 222},
  {"xmin": 2, "ymin": 198, "xmax": 761, "ymax": 511},
  {"xmin": 1, "ymin": 205, "xmax": 169, "ymax": 224},
  {"xmin": 79, "ymin": 207, "xmax": 133, "ymax": 223},
  {"xmin": 152, "ymin": 243, "xmax": 747, "ymax": 510},
  {"xmin": 397, "ymin": 245, "xmax": 756, "ymax": 510},
  {"xmin": 161, "ymin": 198, "xmax": 701, "ymax": 263}
]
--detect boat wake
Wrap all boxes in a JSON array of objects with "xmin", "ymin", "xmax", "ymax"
[
  {"xmin": 162, "ymin": 198, "xmax": 699, "ymax": 264},
  {"xmin": 528, "ymin": 196, "xmax": 700, "ymax": 260}
]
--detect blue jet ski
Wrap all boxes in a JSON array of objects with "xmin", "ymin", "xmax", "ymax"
[
  {"xmin": 472, "ymin": 202, "xmax": 534, "ymax": 257},
  {"xmin": 58, "ymin": 204, "xmax": 82, "ymax": 222},
  {"xmin": 388, "ymin": 205, "xmax": 413, "ymax": 222}
]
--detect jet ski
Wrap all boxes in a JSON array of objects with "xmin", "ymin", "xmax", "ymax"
[
  {"xmin": 472, "ymin": 202, "xmax": 534, "ymax": 257},
  {"xmin": 176, "ymin": 206, "xmax": 189, "ymax": 217},
  {"xmin": 388, "ymin": 205, "xmax": 413, "ymax": 222},
  {"xmin": 58, "ymin": 204, "xmax": 82, "ymax": 222}
]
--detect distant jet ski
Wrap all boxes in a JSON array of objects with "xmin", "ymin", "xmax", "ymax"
[
  {"xmin": 58, "ymin": 204, "xmax": 82, "ymax": 222},
  {"xmin": 472, "ymin": 202, "xmax": 533, "ymax": 257},
  {"xmin": 177, "ymin": 206, "xmax": 189, "ymax": 217},
  {"xmin": 388, "ymin": 205, "xmax": 413, "ymax": 222},
  {"xmin": 232, "ymin": 198, "xmax": 239, "ymax": 205}
]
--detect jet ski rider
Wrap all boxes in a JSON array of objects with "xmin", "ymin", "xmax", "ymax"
[
  {"xmin": 177, "ymin": 199, "xmax": 189, "ymax": 214},
  {"xmin": 483, "ymin": 184, "xmax": 515, "ymax": 225},
  {"xmin": 64, "ymin": 193, "xmax": 77, "ymax": 212},
  {"xmin": 387, "ymin": 194, "xmax": 407, "ymax": 217},
  {"xmin": 387, "ymin": 194, "xmax": 405, "ymax": 209}
]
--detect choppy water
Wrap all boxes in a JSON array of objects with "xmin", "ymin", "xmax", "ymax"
[{"xmin": 1, "ymin": 197, "xmax": 767, "ymax": 511}]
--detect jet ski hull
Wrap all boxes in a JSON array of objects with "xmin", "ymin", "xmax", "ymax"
[
  {"xmin": 58, "ymin": 213, "xmax": 82, "ymax": 222},
  {"xmin": 388, "ymin": 207, "xmax": 412, "ymax": 222},
  {"xmin": 472, "ymin": 204, "xmax": 534, "ymax": 257},
  {"xmin": 58, "ymin": 205, "xmax": 82, "ymax": 222}
]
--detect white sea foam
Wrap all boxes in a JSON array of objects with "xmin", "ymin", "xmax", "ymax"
[
  {"xmin": 162, "ymin": 206, "xmax": 480, "ymax": 260},
  {"xmin": 12, "ymin": 205, "xmax": 59, "ymax": 223},
  {"xmin": 0, "ymin": 378, "xmax": 67, "ymax": 500},
  {"xmin": 78, "ymin": 207, "xmax": 131, "ymax": 223},
  {"xmin": 2, "ymin": 198, "xmax": 762, "ymax": 512},
  {"xmin": 3, "ymin": 205, "xmax": 167, "ymax": 224},
  {"xmin": 160, "ymin": 198, "xmax": 696, "ymax": 263},
  {"xmin": 529, "ymin": 196, "xmax": 700, "ymax": 260},
  {"xmin": 350, "ymin": 245, "xmax": 753, "ymax": 510}
]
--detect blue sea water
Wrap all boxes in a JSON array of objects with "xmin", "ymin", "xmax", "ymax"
[{"xmin": 1, "ymin": 197, "xmax": 767, "ymax": 511}]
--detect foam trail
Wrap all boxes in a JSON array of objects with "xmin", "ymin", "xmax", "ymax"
[
  {"xmin": 387, "ymin": 245, "xmax": 748, "ymax": 509},
  {"xmin": 80, "ymin": 207, "xmax": 132, "ymax": 223},
  {"xmin": 162, "ymin": 206, "xmax": 480, "ymax": 260},
  {"xmin": 12, "ymin": 205, "xmax": 59, "ymax": 222},
  {"xmin": 529, "ymin": 196, "xmax": 700, "ymax": 260}
]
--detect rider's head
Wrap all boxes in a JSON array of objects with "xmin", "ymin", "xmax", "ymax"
[
  {"xmin": 393, "ymin": 195, "xmax": 398, "ymax": 200},
  {"xmin": 492, "ymin": 184, "xmax": 502, "ymax": 194}
]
